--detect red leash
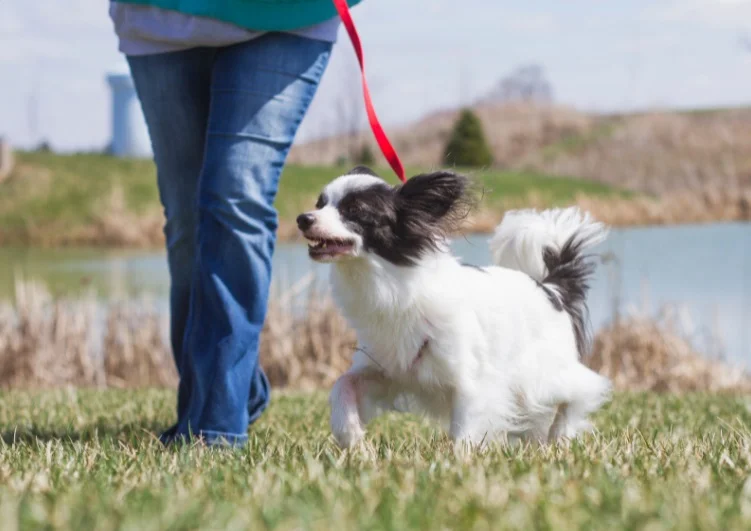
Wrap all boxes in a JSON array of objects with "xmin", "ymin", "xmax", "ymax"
[{"xmin": 332, "ymin": 0, "xmax": 407, "ymax": 183}]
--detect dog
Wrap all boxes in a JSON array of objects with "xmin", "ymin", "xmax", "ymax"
[{"xmin": 296, "ymin": 166, "xmax": 611, "ymax": 449}]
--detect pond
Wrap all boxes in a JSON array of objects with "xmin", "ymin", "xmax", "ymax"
[{"xmin": 1, "ymin": 222, "xmax": 749, "ymax": 366}]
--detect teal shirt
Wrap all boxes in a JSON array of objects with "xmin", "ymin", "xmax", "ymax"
[{"xmin": 113, "ymin": 0, "xmax": 363, "ymax": 32}]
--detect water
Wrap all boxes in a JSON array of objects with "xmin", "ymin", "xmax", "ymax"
[{"xmin": 2, "ymin": 222, "xmax": 749, "ymax": 365}]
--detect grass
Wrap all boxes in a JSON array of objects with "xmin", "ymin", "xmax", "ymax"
[
  {"xmin": 0, "ymin": 151, "xmax": 624, "ymax": 246},
  {"xmin": 0, "ymin": 152, "xmax": 156, "ymax": 228},
  {"xmin": 0, "ymin": 390, "xmax": 750, "ymax": 530}
]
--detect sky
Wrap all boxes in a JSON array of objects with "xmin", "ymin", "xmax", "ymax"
[{"xmin": 1, "ymin": 0, "xmax": 751, "ymax": 152}]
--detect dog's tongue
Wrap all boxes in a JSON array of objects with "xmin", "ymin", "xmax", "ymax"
[{"xmin": 313, "ymin": 242, "xmax": 345, "ymax": 252}]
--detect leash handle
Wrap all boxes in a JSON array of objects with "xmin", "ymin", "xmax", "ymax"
[{"xmin": 332, "ymin": 0, "xmax": 407, "ymax": 183}]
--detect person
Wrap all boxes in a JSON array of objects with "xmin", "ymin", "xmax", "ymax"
[{"xmin": 109, "ymin": 0, "xmax": 362, "ymax": 447}]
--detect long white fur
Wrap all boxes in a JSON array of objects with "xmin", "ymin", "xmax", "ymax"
[
  {"xmin": 320, "ymin": 175, "xmax": 612, "ymax": 449},
  {"xmin": 489, "ymin": 207, "xmax": 608, "ymax": 282}
]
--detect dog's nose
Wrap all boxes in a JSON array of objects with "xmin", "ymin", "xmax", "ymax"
[{"xmin": 296, "ymin": 213, "xmax": 315, "ymax": 231}]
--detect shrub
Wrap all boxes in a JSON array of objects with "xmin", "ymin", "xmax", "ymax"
[
  {"xmin": 443, "ymin": 109, "xmax": 493, "ymax": 167},
  {"xmin": 354, "ymin": 143, "xmax": 375, "ymax": 166}
]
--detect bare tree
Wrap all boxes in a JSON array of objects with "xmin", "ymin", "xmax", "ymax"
[{"xmin": 484, "ymin": 64, "xmax": 553, "ymax": 104}]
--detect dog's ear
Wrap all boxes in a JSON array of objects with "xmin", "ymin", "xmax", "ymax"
[
  {"xmin": 396, "ymin": 171, "xmax": 472, "ymax": 231},
  {"xmin": 346, "ymin": 165, "xmax": 379, "ymax": 177}
]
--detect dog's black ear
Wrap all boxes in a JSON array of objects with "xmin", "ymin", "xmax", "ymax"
[
  {"xmin": 346, "ymin": 165, "xmax": 379, "ymax": 177},
  {"xmin": 396, "ymin": 171, "xmax": 472, "ymax": 231}
]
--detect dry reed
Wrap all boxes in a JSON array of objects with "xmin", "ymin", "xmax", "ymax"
[
  {"xmin": 103, "ymin": 298, "xmax": 175, "ymax": 388},
  {"xmin": 288, "ymin": 102, "xmax": 593, "ymax": 168},
  {"xmin": 399, "ymin": 186, "xmax": 751, "ymax": 239},
  {"xmin": 0, "ymin": 280, "xmax": 103, "ymax": 388},
  {"xmin": 524, "ymin": 110, "xmax": 751, "ymax": 194},
  {"xmin": 588, "ymin": 313, "xmax": 751, "ymax": 393},
  {"xmin": 261, "ymin": 287, "xmax": 355, "ymax": 390},
  {"xmin": 287, "ymin": 104, "xmax": 751, "ymax": 232},
  {"xmin": 0, "ymin": 280, "xmax": 748, "ymax": 393},
  {"xmin": 280, "ymin": 186, "xmax": 751, "ymax": 245},
  {"xmin": 575, "ymin": 186, "xmax": 751, "ymax": 227},
  {"xmin": 290, "ymin": 104, "xmax": 751, "ymax": 198}
]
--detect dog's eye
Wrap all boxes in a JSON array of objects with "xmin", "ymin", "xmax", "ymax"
[{"xmin": 315, "ymin": 193, "xmax": 328, "ymax": 210}]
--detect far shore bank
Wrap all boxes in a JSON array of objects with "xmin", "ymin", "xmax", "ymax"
[
  {"xmin": 1, "ymin": 151, "xmax": 748, "ymax": 249},
  {"xmin": 1, "ymin": 188, "xmax": 748, "ymax": 249}
]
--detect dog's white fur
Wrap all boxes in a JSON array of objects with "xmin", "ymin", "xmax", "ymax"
[{"xmin": 314, "ymin": 174, "xmax": 612, "ymax": 448}]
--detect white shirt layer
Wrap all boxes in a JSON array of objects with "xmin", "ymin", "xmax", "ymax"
[{"xmin": 109, "ymin": 2, "xmax": 340, "ymax": 56}]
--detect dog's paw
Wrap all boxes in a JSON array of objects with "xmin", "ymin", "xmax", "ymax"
[
  {"xmin": 563, "ymin": 418, "xmax": 593, "ymax": 439},
  {"xmin": 451, "ymin": 437, "xmax": 476, "ymax": 459},
  {"xmin": 549, "ymin": 417, "xmax": 592, "ymax": 442},
  {"xmin": 332, "ymin": 421, "xmax": 365, "ymax": 449}
]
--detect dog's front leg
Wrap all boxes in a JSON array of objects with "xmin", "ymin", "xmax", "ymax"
[
  {"xmin": 449, "ymin": 391, "xmax": 489, "ymax": 450},
  {"xmin": 329, "ymin": 371, "xmax": 368, "ymax": 448},
  {"xmin": 330, "ymin": 369, "xmax": 392, "ymax": 448}
]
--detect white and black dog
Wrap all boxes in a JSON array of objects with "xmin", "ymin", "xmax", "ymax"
[{"xmin": 296, "ymin": 167, "xmax": 611, "ymax": 448}]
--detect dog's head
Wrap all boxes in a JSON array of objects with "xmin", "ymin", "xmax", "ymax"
[{"xmin": 296, "ymin": 166, "xmax": 472, "ymax": 265}]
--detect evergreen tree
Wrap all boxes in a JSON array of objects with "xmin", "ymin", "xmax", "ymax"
[
  {"xmin": 442, "ymin": 109, "xmax": 493, "ymax": 167},
  {"xmin": 355, "ymin": 143, "xmax": 375, "ymax": 166}
]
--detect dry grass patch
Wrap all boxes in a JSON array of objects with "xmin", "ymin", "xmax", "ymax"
[{"xmin": 1, "ymin": 280, "xmax": 748, "ymax": 394}]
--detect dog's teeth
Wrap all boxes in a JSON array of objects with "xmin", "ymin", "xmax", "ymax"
[{"xmin": 321, "ymin": 242, "xmax": 327, "ymax": 249}]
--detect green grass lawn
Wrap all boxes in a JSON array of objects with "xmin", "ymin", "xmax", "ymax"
[
  {"xmin": 0, "ymin": 152, "xmax": 624, "ymax": 246},
  {"xmin": 0, "ymin": 390, "xmax": 749, "ymax": 530}
]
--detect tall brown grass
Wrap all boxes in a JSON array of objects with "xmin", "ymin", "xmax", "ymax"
[
  {"xmin": 291, "ymin": 104, "xmax": 751, "ymax": 198},
  {"xmin": 288, "ymin": 103, "xmax": 594, "ymax": 168},
  {"xmin": 280, "ymin": 186, "xmax": 751, "ymax": 246},
  {"xmin": 523, "ymin": 110, "xmax": 751, "ymax": 194},
  {"xmin": 0, "ymin": 280, "xmax": 103, "ymax": 388},
  {"xmin": 0, "ymin": 280, "xmax": 748, "ymax": 393},
  {"xmin": 575, "ymin": 185, "xmax": 751, "ymax": 227},
  {"xmin": 460, "ymin": 186, "xmax": 751, "ymax": 236},
  {"xmin": 288, "ymin": 104, "xmax": 751, "ymax": 231},
  {"xmin": 587, "ymin": 314, "xmax": 751, "ymax": 393}
]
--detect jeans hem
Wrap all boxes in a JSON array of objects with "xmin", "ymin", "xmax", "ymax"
[{"xmin": 160, "ymin": 428, "xmax": 249, "ymax": 448}]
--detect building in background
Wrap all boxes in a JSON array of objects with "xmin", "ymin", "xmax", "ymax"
[{"xmin": 106, "ymin": 63, "xmax": 151, "ymax": 158}]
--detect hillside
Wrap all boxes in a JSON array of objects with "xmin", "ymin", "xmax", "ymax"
[
  {"xmin": 3, "ymin": 104, "xmax": 751, "ymax": 248},
  {"xmin": 0, "ymin": 152, "xmax": 621, "ymax": 247},
  {"xmin": 289, "ymin": 103, "xmax": 751, "ymax": 195}
]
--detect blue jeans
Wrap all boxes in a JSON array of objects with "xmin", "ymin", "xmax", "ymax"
[{"xmin": 128, "ymin": 34, "xmax": 332, "ymax": 446}]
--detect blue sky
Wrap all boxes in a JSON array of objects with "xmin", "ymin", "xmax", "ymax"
[{"xmin": 1, "ymin": 0, "xmax": 750, "ymax": 151}]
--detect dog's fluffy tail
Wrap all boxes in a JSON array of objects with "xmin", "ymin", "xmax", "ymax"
[
  {"xmin": 489, "ymin": 207, "xmax": 607, "ymax": 356},
  {"xmin": 489, "ymin": 207, "xmax": 606, "ymax": 282}
]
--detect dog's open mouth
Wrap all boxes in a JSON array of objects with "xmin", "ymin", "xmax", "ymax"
[{"xmin": 306, "ymin": 237, "xmax": 356, "ymax": 259}]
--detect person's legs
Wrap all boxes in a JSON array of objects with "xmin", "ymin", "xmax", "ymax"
[
  {"xmin": 127, "ymin": 48, "xmax": 215, "ymax": 430},
  {"xmin": 175, "ymin": 33, "xmax": 332, "ymax": 446}
]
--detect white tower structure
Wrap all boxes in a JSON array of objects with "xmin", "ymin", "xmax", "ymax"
[{"xmin": 106, "ymin": 62, "xmax": 152, "ymax": 157}]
